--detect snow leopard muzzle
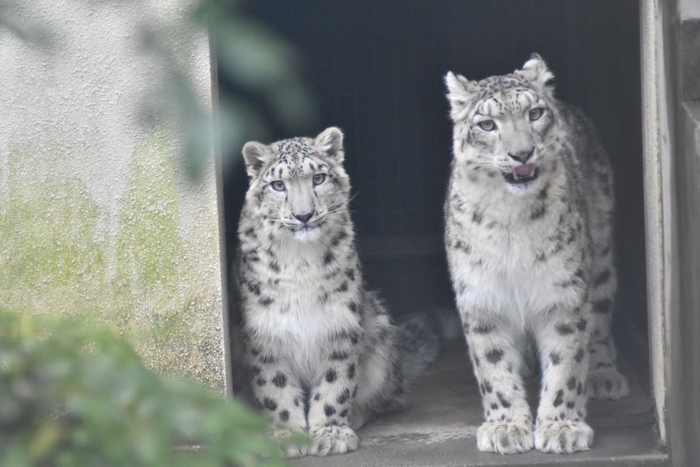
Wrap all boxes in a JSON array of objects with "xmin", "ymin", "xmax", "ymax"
[{"xmin": 503, "ymin": 163, "xmax": 538, "ymax": 184}]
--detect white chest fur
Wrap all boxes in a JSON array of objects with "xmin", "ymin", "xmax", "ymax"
[
  {"xmin": 245, "ymin": 240, "xmax": 361, "ymax": 382},
  {"xmin": 448, "ymin": 175, "xmax": 586, "ymax": 327}
]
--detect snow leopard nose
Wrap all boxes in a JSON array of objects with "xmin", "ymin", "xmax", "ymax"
[
  {"xmin": 293, "ymin": 211, "xmax": 314, "ymax": 224},
  {"xmin": 507, "ymin": 147, "xmax": 535, "ymax": 163}
]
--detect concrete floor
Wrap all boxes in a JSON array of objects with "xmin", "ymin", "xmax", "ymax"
[
  {"xmin": 292, "ymin": 338, "xmax": 668, "ymax": 467},
  {"xmin": 289, "ymin": 243, "xmax": 666, "ymax": 466}
]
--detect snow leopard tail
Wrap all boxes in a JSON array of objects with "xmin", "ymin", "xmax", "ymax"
[{"xmin": 396, "ymin": 307, "xmax": 461, "ymax": 381}]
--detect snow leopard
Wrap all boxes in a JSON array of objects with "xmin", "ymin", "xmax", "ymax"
[
  {"xmin": 443, "ymin": 54, "xmax": 630, "ymax": 454},
  {"xmin": 233, "ymin": 127, "xmax": 438, "ymax": 457}
]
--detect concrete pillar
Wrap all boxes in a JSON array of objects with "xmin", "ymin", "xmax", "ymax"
[{"xmin": 0, "ymin": 1, "xmax": 227, "ymax": 392}]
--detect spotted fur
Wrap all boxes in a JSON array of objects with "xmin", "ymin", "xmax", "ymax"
[
  {"xmin": 444, "ymin": 54, "xmax": 630, "ymax": 454},
  {"xmin": 233, "ymin": 127, "xmax": 430, "ymax": 457}
]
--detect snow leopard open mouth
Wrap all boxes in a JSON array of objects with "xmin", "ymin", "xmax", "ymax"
[{"xmin": 504, "ymin": 163, "xmax": 539, "ymax": 185}]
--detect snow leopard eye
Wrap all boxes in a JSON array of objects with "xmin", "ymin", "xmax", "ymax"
[
  {"xmin": 477, "ymin": 120, "xmax": 496, "ymax": 131},
  {"xmin": 312, "ymin": 173, "xmax": 327, "ymax": 186},
  {"xmin": 270, "ymin": 180, "xmax": 286, "ymax": 192},
  {"xmin": 528, "ymin": 107, "xmax": 545, "ymax": 121}
]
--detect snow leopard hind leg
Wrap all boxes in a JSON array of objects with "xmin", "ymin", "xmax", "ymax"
[
  {"xmin": 349, "ymin": 295, "xmax": 446, "ymax": 430},
  {"xmin": 349, "ymin": 291, "xmax": 408, "ymax": 431},
  {"xmin": 584, "ymin": 126, "xmax": 630, "ymax": 401}
]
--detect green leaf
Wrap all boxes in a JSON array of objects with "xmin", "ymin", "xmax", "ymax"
[
  {"xmin": 28, "ymin": 420, "xmax": 61, "ymax": 461},
  {"xmin": 214, "ymin": 18, "xmax": 299, "ymax": 90}
]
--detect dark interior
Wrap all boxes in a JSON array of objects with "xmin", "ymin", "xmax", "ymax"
[{"xmin": 222, "ymin": 0, "xmax": 647, "ymax": 385}]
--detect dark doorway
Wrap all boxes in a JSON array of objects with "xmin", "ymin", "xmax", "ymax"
[
  {"xmin": 221, "ymin": 1, "xmax": 659, "ymax": 463},
  {"xmin": 223, "ymin": 0, "xmax": 646, "ymax": 357}
]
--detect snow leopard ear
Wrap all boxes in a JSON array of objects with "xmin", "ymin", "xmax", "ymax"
[
  {"xmin": 517, "ymin": 53, "xmax": 555, "ymax": 94},
  {"xmin": 445, "ymin": 71, "xmax": 479, "ymax": 121},
  {"xmin": 242, "ymin": 141, "xmax": 273, "ymax": 178},
  {"xmin": 315, "ymin": 127, "xmax": 345, "ymax": 163}
]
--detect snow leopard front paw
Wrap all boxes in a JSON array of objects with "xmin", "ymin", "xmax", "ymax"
[
  {"xmin": 269, "ymin": 428, "xmax": 309, "ymax": 458},
  {"xmin": 269, "ymin": 428, "xmax": 308, "ymax": 458},
  {"xmin": 535, "ymin": 420, "xmax": 593, "ymax": 453},
  {"xmin": 587, "ymin": 368, "xmax": 630, "ymax": 400},
  {"xmin": 476, "ymin": 418, "xmax": 534, "ymax": 454},
  {"xmin": 308, "ymin": 425, "xmax": 359, "ymax": 456}
]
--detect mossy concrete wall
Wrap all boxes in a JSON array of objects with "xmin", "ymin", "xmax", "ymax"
[{"xmin": 0, "ymin": 1, "xmax": 227, "ymax": 392}]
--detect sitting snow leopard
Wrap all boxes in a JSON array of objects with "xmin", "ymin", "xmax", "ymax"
[
  {"xmin": 234, "ymin": 127, "xmax": 438, "ymax": 457},
  {"xmin": 443, "ymin": 54, "xmax": 630, "ymax": 454}
]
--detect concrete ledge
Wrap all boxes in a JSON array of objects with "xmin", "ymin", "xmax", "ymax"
[
  {"xmin": 292, "ymin": 340, "xmax": 666, "ymax": 467},
  {"xmin": 293, "ymin": 425, "xmax": 668, "ymax": 467}
]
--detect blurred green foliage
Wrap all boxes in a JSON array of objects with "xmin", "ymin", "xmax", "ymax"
[
  {"xmin": 0, "ymin": 310, "xmax": 288, "ymax": 467},
  {"xmin": 1, "ymin": 0, "xmax": 316, "ymax": 178},
  {"xmin": 146, "ymin": 0, "xmax": 317, "ymax": 179}
]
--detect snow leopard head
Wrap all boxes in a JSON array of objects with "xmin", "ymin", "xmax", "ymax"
[
  {"xmin": 242, "ymin": 127, "xmax": 351, "ymax": 241},
  {"xmin": 445, "ymin": 54, "xmax": 559, "ymax": 191}
]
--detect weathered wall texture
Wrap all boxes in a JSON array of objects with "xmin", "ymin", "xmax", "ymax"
[{"xmin": 0, "ymin": 1, "xmax": 226, "ymax": 391}]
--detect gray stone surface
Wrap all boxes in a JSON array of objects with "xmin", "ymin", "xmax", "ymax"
[
  {"xmin": 665, "ymin": 99, "xmax": 700, "ymax": 467},
  {"xmin": 294, "ymin": 425, "xmax": 667, "ymax": 467},
  {"xmin": 292, "ymin": 339, "xmax": 665, "ymax": 466}
]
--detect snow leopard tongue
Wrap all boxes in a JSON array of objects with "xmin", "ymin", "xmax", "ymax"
[{"xmin": 513, "ymin": 163, "xmax": 537, "ymax": 179}]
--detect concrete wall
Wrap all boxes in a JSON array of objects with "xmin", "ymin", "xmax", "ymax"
[
  {"xmin": 640, "ymin": 0, "xmax": 669, "ymax": 446},
  {"xmin": 668, "ymin": 99, "xmax": 700, "ymax": 467},
  {"xmin": 667, "ymin": 2, "xmax": 700, "ymax": 465},
  {"xmin": 0, "ymin": 1, "xmax": 227, "ymax": 391},
  {"xmin": 649, "ymin": 0, "xmax": 700, "ymax": 463}
]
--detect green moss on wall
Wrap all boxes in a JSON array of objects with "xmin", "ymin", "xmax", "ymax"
[
  {"xmin": 0, "ymin": 138, "xmax": 224, "ymax": 391},
  {"xmin": 0, "ymin": 149, "xmax": 108, "ymax": 313},
  {"xmin": 116, "ymin": 135, "xmax": 183, "ymax": 295}
]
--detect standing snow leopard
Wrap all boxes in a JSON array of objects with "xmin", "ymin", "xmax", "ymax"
[
  {"xmin": 233, "ymin": 127, "xmax": 437, "ymax": 457},
  {"xmin": 443, "ymin": 54, "xmax": 630, "ymax": 454}
]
